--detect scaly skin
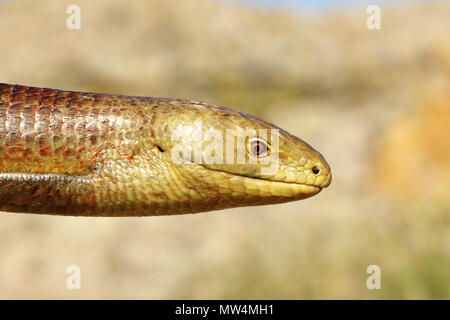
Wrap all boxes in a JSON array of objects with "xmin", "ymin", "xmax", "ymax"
[{"xmin": 0, "ymin": 83, "xmax": 331, "ymax": 216}]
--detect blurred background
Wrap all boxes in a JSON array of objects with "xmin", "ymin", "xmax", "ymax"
[{"xmin": 0, "ymin": 0, "xmax": 449, "ymax": 299}]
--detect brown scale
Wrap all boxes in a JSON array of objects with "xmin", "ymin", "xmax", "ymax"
[{"xmin": 0, "ymin": 84, "xmax": 119, "ymax": 175}]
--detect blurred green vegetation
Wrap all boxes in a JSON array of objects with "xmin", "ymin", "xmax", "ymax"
[{"xmin": 0, "ymin": 0, "xmax": 448, "ymax": 299}]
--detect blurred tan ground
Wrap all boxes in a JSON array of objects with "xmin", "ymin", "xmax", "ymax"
[{"xmin": 0, "ymin": 0, "xmax": 449, "ymax": 299}]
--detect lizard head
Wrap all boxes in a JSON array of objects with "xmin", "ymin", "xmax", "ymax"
[{"xmin": 151, "ymin": 100, "xmax": 331, "ymax": 213}]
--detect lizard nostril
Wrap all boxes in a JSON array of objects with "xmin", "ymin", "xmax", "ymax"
[{"xmin": 312, "ymin": 166, "xmax": 320, "ymax": 175}]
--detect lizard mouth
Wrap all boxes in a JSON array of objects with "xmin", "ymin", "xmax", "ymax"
[
  {"xmin": 241, "ymin": 174, "xmax": 322, "ymax": 196},
  {"xmin": 200, "ymin": 166, "xmax": 322, "ymax": 199}
]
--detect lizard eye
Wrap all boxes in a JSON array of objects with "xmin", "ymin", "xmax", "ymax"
[{"xmin": 248, "ymin": 138, "xmax": 269, "ymax": 157}]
